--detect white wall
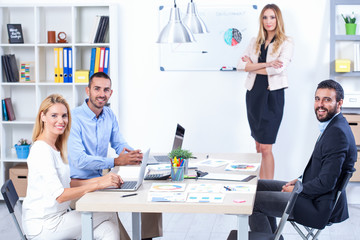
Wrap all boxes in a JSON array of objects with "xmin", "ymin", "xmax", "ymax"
[{"xmin": 116, "ymin": 0, "xmax": 329, "ymax": 181}]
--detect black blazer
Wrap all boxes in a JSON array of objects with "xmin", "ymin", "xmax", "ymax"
[{"xmin": 293, "ymin": 113, "xmax": 357, "ymax": 229}]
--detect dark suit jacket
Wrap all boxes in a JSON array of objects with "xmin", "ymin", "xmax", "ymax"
[{"xmin": 293, "ymin": 113, "xmax": 357, "ymax": 229}]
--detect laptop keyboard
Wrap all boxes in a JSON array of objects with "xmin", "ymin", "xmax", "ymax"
[
  {"xmin": 154, "ymin": 155, "xmax": 170, "ymax": 163},
  {"xmin": 120, "ymin": 181, "xmax": 137, "ymax": 189}
]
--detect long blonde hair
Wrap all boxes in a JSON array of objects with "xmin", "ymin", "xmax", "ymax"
[
  {"xmin": 255, "ymin": 4, "xmax": 287, "ymax": 55},
  {"xmin": 32, "ymin": 94, "xmax": 71, "ymax": 163}
]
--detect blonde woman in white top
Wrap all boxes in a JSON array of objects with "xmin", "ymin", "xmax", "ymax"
[
  {"xmin": 22, "ymin": 94, "xmax": 123, "ymax": 239},
  {"xmin": 237, "ymin": 4, "xmax": 294, "ymax": 179}
]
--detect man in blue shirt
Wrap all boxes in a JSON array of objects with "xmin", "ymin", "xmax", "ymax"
[{"xmin": 68, "ymin": 72, "xmax": 162, "ymax": 240}]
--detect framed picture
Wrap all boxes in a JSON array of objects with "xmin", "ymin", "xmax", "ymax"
[
  {"xmin": 7, "ymin": 24, "xmax": 24, "ymax": 44},
  {"xmin": 19, "ymin": 61, "xmax": 35, "ymax": 83}
]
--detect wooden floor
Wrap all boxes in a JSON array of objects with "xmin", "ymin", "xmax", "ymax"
[{"xmin": 1, "ymin": 202, "xmax": 359, "ymax": 239}]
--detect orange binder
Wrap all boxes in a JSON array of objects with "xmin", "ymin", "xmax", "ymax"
[
  {"xmin": 94, "ymin": 47, "xmax": 101, "ymax": 74},
  {"xmin": 54, "ymin": 48, "xmax": 60, "ymax": 83}
]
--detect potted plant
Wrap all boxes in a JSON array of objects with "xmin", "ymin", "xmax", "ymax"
[
  {"xmin": 342, "ymin": 12, "xmax": 357, "ymax": 35},
  {"xmin": 14, "ymin": 138, "xmax": 31, "ymax": 159},
  {"xmin": 168, "ymin": 147, "xmax": 193, "ymax": 175}
]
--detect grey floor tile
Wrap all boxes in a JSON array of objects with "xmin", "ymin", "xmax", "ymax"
[{"xmin": 1, "ymin": 202, "xmax": 360, "ymax": 240}]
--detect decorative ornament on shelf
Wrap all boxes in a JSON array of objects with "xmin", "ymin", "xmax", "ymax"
[
  {"xmin": 341, "ymin": 12, "xmax": 357, "ymax": 35},
  {"xmin": 14, "ymin": 138, "xmax": 31, "ymax": 159},
  {"xmin": 57, "ymin": 31, "xmax": 68, "ymax": 43}
]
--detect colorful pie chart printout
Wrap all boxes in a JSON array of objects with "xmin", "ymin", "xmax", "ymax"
[
  {"xmin": 224, "ymin": 28, "xmax": 242, "ymax": 46},
  {"xmin": 225, "ymin": 163, "xmax": 260, "ymax": 172},
  {"xmin": 149, "ymin": 183, "xmax": 186, "ymax": 192}
]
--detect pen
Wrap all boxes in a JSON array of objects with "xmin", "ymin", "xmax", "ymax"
[
  {"xmin": 122, "ymin": 193, "xmax": 137, "ymax": 198},
  {"xmin": 224, "ymin": 186, "xmax": 232, "ymax": 191}
]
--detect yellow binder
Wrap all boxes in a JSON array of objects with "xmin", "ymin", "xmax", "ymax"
[
  {"xmin": 59, "ymin": 48, "xmax": 64, "ymax": 83},
  {"xmin": 54, "ymin": 48, "xmax": 60, "ymax": 83},
  {"xmin": 94, "ymin": 47, "xmax": 100, "ymax": 73}
]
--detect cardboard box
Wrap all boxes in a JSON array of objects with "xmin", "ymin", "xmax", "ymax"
[
  {"xmin": 75, "ymin": 70, "xmax": 89, "ymax": 83},
  {"xmin": 335, "ymin": 59, "xmax": 351, "ymax": 72},
  {"xmin": 350, "ymin": 152, "xmax": 360, "ymax": 182},
  {"xmin": 9, "ymin": 164, "xmax": 28, "ymax": 197},
  {"xmin": 343, "ymin": 114, "xmax": 360, "ymax": 145}
]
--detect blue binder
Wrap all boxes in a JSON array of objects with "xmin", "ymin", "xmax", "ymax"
[
  {"xmin": 89, "ymin": 48, "xmax": 96, "ymax": 78},
  {"xmin": 103, "ymin": 47, "xmax": 110, "ymax": 74},
  {"xmin": 68, "ymin": 47, "xmax": 73, "ymax": 83},
  {"xmin": 63, "ymin": 48, "xmax": 69, "ymax": 83}
]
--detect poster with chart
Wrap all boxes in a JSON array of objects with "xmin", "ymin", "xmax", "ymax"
[{"xmin": 158, "ymin": 5, "xmax": 258, "ymax": 71}]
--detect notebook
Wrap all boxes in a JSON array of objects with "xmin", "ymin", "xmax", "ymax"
[
  {"xmin": 148, "ymin": 124, "xmax": 185, "ymax": 164},
  {"xmin": 101, "ymin": 149, "xmax": 150, "ymax": 192}
]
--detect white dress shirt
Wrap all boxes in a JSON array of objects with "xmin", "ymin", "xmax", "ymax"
[{"xmin": 22, "ymin": 140, "xmax": 70, "ymax": 236}]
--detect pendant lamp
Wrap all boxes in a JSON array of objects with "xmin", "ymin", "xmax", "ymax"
[
  {"xmin": 182, "ymin": 0, "xmax": 208, "ymax": 34},
  {"xmin": 157, "ymin": 1, "xmax": 195, "ymax": 43}
]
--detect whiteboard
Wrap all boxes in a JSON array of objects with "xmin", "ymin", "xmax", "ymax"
[{"xmin": 158, "ymin": 5, "xmax": 259, "ymax": 71}]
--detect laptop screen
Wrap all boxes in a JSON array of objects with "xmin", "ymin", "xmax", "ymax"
[{"xmin": 172, "ymin": 124, "xmax": 185, "ymax": 150}]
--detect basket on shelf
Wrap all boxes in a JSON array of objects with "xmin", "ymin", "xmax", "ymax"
[{"xmin": 14, "ymin": 144, "xmax": 30, "ymax": 159}]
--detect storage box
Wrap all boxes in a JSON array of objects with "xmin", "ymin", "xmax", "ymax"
[
  {"xmin": 343, "ymin": 114, "xmax": 360, "ymax": 145},
  {"xmin": 350, "ymin": 152, "xmax": 360, "ymax": 182},
  {"xmin": 343, "ymin": 93, "xmax": 360, "ymax": 108},
  {"xmin": 75, "ymin": 70, "xmax": 89, "ymax": 83},
  {"xmin": 9, "ymin": 164, "xmax": 28, "ymax": 197},
  {"xmin": 335, "ymin": 59, "xmax": 351, "ymax": 72}
]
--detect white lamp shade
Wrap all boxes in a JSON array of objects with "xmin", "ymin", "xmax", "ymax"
[
  {"xmin": 182, "ymin": 1, "xmax": 208, "ymax": 34},
  {"xmin": 157, "ymin": 7, "xmax": 195, "ymax": 43}
]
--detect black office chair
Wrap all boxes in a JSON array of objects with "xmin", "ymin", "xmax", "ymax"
[
  {"xmin": 1, "ymin": 179, "xmax": 27, "ymax": 240},
  {"xmin": 227, "ymin": 180, "xmax": 303, "ymax": 240},
  {"xmin": 289, "ymin": 170, "xmax": 353, "ymax": 240}
]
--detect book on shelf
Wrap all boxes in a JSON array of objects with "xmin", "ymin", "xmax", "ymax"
[
  {"xmin": 1, "ymin": 55, "xmax": 11, "ymax": 82},
  {"xmin": 2, "ymin": 99, "xmax": 8, "ymax": 121},
  {"xmin": 4, "ymin": 98, "xmax": 15, "ymax": 121},
  {"xmin": 98, "ymin": 16, "xmax": 109, "ymax": 43},
  {"xmin": 7, "ymin": 24, "xmax": 24, "ymax": 44},
  {"xmin": 89, "ymin": 15, "xmax": 101, "ymax": 43},
  {"xmin": 92, "ymin": 16, "xmax": 109, "ymax": 43},
  {"xmin": 1, "ymin": 54, "xmax": 19, "ymax": 82}
]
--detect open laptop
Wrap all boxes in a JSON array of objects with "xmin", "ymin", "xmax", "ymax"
[
  {"xmin": 101, "ymin": 149, "xmax": 150, "ymax": 192},
  {"xmin": 148, "ymin": 124, "xmax": 185, "ymax": 164}
]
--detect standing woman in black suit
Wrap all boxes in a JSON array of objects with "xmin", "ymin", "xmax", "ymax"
[{"xmin": 237, "ymin": 4, "xmax": 294, "ymax": 179}]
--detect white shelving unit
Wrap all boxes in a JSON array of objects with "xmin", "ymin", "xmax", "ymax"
[
  {"xmin": 330, "ymin": 0, "xmax": 360, "ymax": 115},
  {"xmin": 0, "ymin": 3, "xmax": 118, "ymax": 194}
]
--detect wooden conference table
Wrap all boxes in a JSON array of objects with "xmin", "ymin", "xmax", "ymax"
[{"xmin": 76, "ymin": 153, "xmax": 261, "ymax": 240}]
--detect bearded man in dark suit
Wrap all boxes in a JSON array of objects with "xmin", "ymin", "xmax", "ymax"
[{"xmin": 249, "ymin": 79, "xmax": 357, "ymax": 233}]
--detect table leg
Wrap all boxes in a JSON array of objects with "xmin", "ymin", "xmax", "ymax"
[
  {"xmin": 132, "ymin": 212, "xmax": 141, "ymax": 240},
  {"xmin": 237, "ymin": 215, "xmax": 248, "ymax": 240},
  {"xmin": 81, "ymin": 212, "xmax": 93, "ymax": 240}
]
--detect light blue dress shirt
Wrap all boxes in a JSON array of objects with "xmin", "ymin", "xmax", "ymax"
[
  {"xmin": 68, "ymin": 100, "xmax": 132, "ymax": 179},
  {"xmin": 318, "ymin": 112, "xmax": 340, "ymax": 139}
]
